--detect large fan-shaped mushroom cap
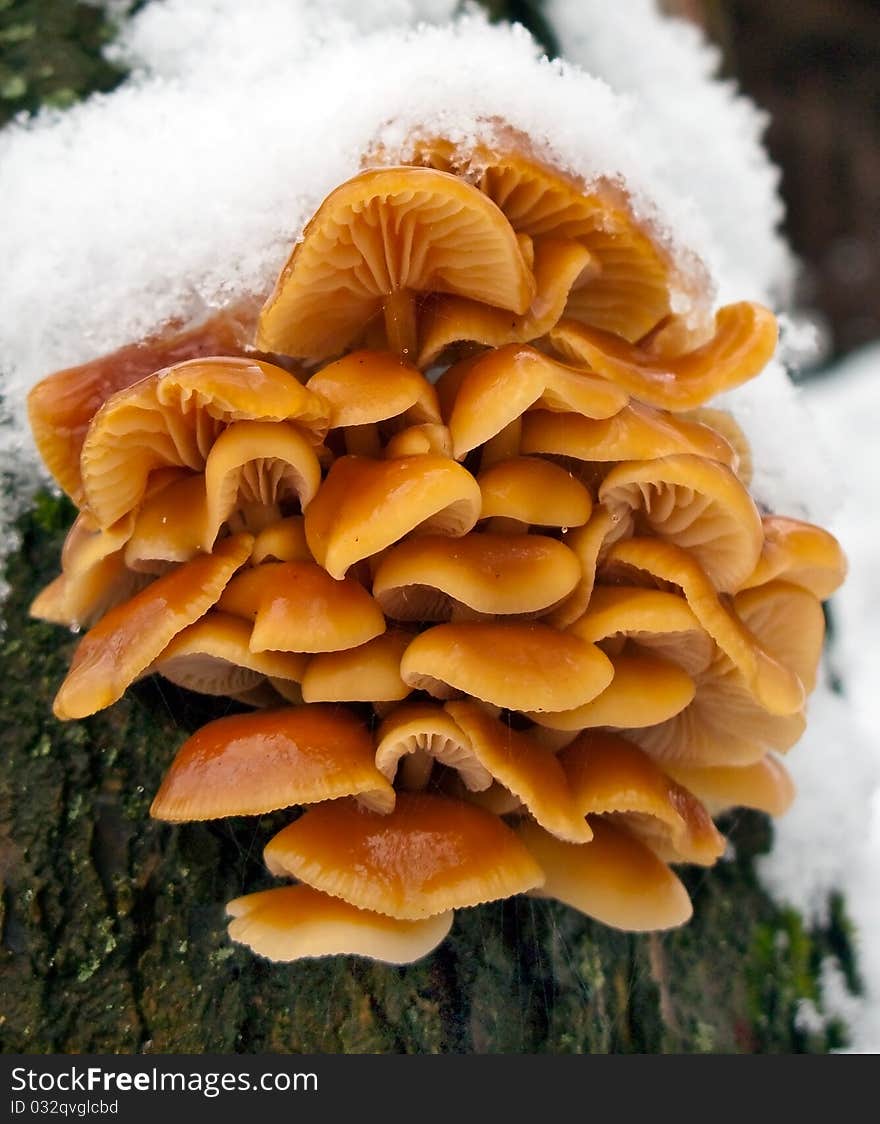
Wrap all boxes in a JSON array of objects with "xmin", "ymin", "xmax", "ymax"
[
  {"xmin": 739, "ymin": 515, "xmax": 848, "ymax": 600},
  {"xmin": 445, "ymin": 701, "xmax": 592, "ymax": 844},
  {"xmin": 80, "ymin": 357, "xmax": 327, "ymax": 529},
  {"xmin": 226, "ymin": 884, "xmax": 452, "ymax": 964},
  {"xmin": 476, "ymin": 457, "xmax": 593, "ymax": 530},
  {"xmin": 256, "ymin": 166, "xmax": 535, "ymax": 361},
  {"xmin": 263, "ymin": 792, "xmax": 544, "ymax": 919},
  {"xmin": 151, "ymin": 704, "xmax": 394, "ymax": 821},
  {"xmin": 558, "ymin": 732, "xmax": 725, "ymax": 865},
  {"xmin": 517, "ymin": 817, "xmax": 692, "ymax": 931},
  {"xmin": 53, "ymin": 532, "xmax": 253, "ymax": 720},
  {"xmin": 26, "ymin": 306, "xmax": 257, "ymax": 504},
  {"xmin": 444, "ymin": 343, "xmax": 627, "ymax": 459},
  {"xmin": 549, "ymin": 302, "xmax": 778, "ymax": 411},
  {"xmin": 400, "ymin": 622, "xmax": 613, "ymax": 711},
  {"xmin": 599, "ymin": 455, "xmax": 763, "ymax": 594},
  {"xmin": 149, "ymin": 611, "xmax": 307, "ymax": 697},
  {"xmin": 217, "ymin": 560, "xmax": 385, "ymax": 654},
  {"xmin": 374, "ymin": 701, "xmax": 492, "ymax": 791},
  {"xmin": 304, "ymin": 455, "xmax": 482, "ymax": 579},
  {"xmin": 301, "ymin": 630, "xmax": 412, "ymax": 704},
  {"xmin": 372, "ymin": 532, "xmax": 581, "ymax": 621}
]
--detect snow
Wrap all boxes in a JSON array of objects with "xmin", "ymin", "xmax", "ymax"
[{"xmin": 0, "ymin": 0, "xmax": 877, "ymax": 1050}]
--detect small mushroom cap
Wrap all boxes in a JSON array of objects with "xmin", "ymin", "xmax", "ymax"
[
  {"xmin": 527, "ymin": 651, "xmax": 695, "ymax": 731},
  {"xmin": 477, "ymin": 457, "xmax": 593, "ymax": 529},
  {"xmin": 306, "ymin": 350, "xmax": 440, "ymax": 427},
  {"xmin": 733, "ymin": 581, "xmax": 825, "ymax": 694},
  {"xmin": 549, "ymin": 302, "xmax": 778, "ymax": 410},
  {"xmin": 740, "ymin": 515, "xmax": 848, "ymax": 600},
  {"xmin": 217, "ymin": 560, "xmax": 385, "ymax": 653},
  {"xmin": 374, "ymin": 701, "xmax": 492, "ymax": 791},
  {"xmin": 80, "ymin": 356, "xmax": 326, "ymax": 529},
  {"xmin": 125, "ymin": 473, "xmax": 209, "ymax": 571},
  {"xmin": 599, "ymin": 454, "xmax": 763, "ymax": 594},
  {"xmin": 418, "ymin": 238, "xmax": 596, "ymax": 366},
  {"xmin": 520, "ymin": 402, "xmax": 737, "ymax": 467},
  {"xmin": 544, "ymin": 509, "xmax": 623, "ymax": 629},
  {"xmin": 683, "ymin": 407, "xmax": 753, "ymax": 483},
  {"xmin": 384, "ymin": 424, "xmax": 453, "ymax": 460},
  {"xmin": 601, "ymin": 537, "xmax": 805, "ymax": 716},
  {"xmin": 150, "ymin": 704, "xmax": 394, "ymax": 821},
  {"xmin": 305, "ymin": 455, "xmax": 482, "ymax": 580},
  {"xmin": 569, "ymin": 585, "xmax": 714, "ymax": 676},
  {"xmin": 263, "ymin": 792, "xmax": 544, "ymax": 919},
  {"xmin": 445, "ymin": 701, "xmax": 592, "ymax": 843},
  {"xmin": 400, "ymin": 622, "xmax": 614, "ymax": 711},
  {"xmin": 558, "ymin": 732, "xmax": 725, "ymax": 865},
  {"xmin": 202, "ymin": 420, "xmax": 322, "ymax": 550},
  {"xmin": 664, "ymin": 755, "xmax": 795, "ymax": 818},
  {"xmin": 149, "ymin": 611, "xmax": 307, "ymax": 696},
  {"xmin": 250, "ymin": 516, "xmax": 311, "ymax": 565},
  {"xmin": 517, "ymin": 817, "xmax": 692, "ymax": 931},
  {"xmin": 256, "ymin": 166, "xmax": 535, "ymax": 361},
  {"xmin": 446, "ymin": 344, "xmax": 627, "ymax": 459},
  {"xmin": 226, "ymin": 884, "xmax": 453, "ymax": 965},
  {"xmin": 26, "ymin": 306, "xmax": 256, "ymax": 504},
  {"xmin": 301, "ymin": 631, "xmax": 412, "ymax": 703},
  {"xmin": 372, "ymin": 532, "xmax": 582, "ymax": 620},
  {"xmin": 53, "ymin": 533, "xmax": 253, "ymax": 720}
]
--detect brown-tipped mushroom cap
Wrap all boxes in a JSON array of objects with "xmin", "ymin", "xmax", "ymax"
[
  {"xmin": 217, "ymin": 560, "xmax": 385, "ymax": 653},
  {"xmin": 548, "ymin": 302, "xmax": 778, "ymax": 411},
  {"xmin": 400, "ymin": 622, "xmax": 613, "ymax": 711},
  {"xmin": 202, "ymin": 420, "xmax": 322, "ymax": 550},
  {"xmin": 526, "ymin": 651, "xmax": 695, "ymax": 731},
  {"xmin": 418, "ymin": 239, "xmax": 596, "ymax": 366},
  {"xmin": 477, "ymin": 457, "xmax": 593, "ymax": 530},
  {"xmin": 374, "ymin": 701, "xmax": 492, "ymax": 791},
  {"xmin": 150, "ymin": 704, "xmax": 394, "ymax": 821},
  {"xmin": 558, "ymin": 732, "xmax": 725, "ymax": 865},
  {"xmin": 445, "ymin": 701, "xmax": 592, "ymax": 844},
  {"xmin": 301, "ymin": 631, "xmax": 412, "ymax": 703},
  {"xmin": 517, "ymin": 817, "xmax": 692, "ymax": 931},
  {"xmin": 304, "ymin": 455, "xmax": 482, "ymax": 580},
  {"xmin": 446, "ymin": 344, "xmax": 627, "ymax": 459},
  {"xmin": 599, "ymin": 454, "xmax": 763, "ymax": 594},
  {"xmin": 149, "ymin": 611, "xmax": 307, "ymax": 696},
  {"xmin": 520, "ymin": 402, "xmax": 737, "ymax": 468},
  {"xmin": 663, "ymin": 755, "xmax": 795, "ymax": 818},
  {"xmin": 263, "ymin": 792, "xmax": 544, "ymax": 919},
  {"xmin": 26, "ymin": 306, "xmax": 257, "ymax": 505},
  {"xmin": 372, "ymin": 532, "xmax": 581, "ymax": 621},
  {"xmin": 306, "ymin": 350, "xmax": 440, "ymax": 427},
  {"xmin": 601, "ymin": 537, "xmax": 804, "ymax": 716},
  {"xmin": 740, "ymin": 515, "xmax": 848, "ymax": 600},
  {"xmin": 53, "ymin": 533, "xmax": 253, "ymax": 720},
  {"xmin": 256, "ymin": 167, "xmax": 535, "ymax": 361},
  {"xmin": 226, "ymin": 885, "xmax": 452, "ymax": 965},
  {"xmin": 80, "ymin": 356, "xmax": 327, "ymax": 529}
]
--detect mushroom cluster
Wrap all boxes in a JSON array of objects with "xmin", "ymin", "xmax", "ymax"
[{"xmin": 28, "ymin": 131, "xmax": 847, "ymax": 967}]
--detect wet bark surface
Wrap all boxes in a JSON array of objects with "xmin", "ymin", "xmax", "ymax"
[{"xmin": 0, "ymin": 496, "xmax": 859, "ymax": 1054}]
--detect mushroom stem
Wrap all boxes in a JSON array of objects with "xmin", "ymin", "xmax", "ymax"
[{"xmin": 384, "ymin": 288, "xmax": 419, "ymax": 360}]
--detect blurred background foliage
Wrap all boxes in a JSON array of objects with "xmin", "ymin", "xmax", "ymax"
[{"xmin": 1, "ymin": 0, "xmax": 876, "ymax": 363}]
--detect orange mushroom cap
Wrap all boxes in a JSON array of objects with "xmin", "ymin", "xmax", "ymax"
[
  {"xmin": 300, "ymin": 630, "xmax": 412, "ymax": 703},
  {"xmin": 544, "ymin": 509, "xmax": 624, "ymax": 629},
  {"xmin": 226, "ymin": 884, "xmax": 452, "ymax": 965},
  {"xmin": 400, "ymin": 621, "xmax": 614, "ymax": 711},
  {"xmin": 256, "ymin": 166, "xmax": 535, "ymax": 361},
  {"xmin": 263, "ymin": 792, "xmax": 544, "ymax": 919},
  {"xmin": 477, "ymin": 457, "xmax": 593, "ymax": 530},
  {"xmin": 558, "ymin": 732, "xmax": 725, "ymax": 865},
  {"xmin": 549, "ymin": 302, "xmax": 778, "ymax": 411},
  {"xmin": 124, "ymin": 472, "xmax": 209, "ymax": 572},
  {"xmin": 250, "ymin": 516, "xmax": 311, "ymax": 565},
  {"xmin": 739, "ymin": 515, "xmax": 848, "ymax": 600},
  {"xmin": 217, "ymin": 560, "xmax": 385, "ymax": 654},
  {"xmin": 304, "ymin": 455, "xmax": 482, "ymax": 579},
  {"xmin": 53, "ymin": 532, "xmax": 253, "ymax": 720},
  {"xmin": 384, "ymin": 423, "xmax": 454, "ymax": 460},
  {"xmin": 517, "ymin": 817, "xmax": 692, "ymax": 932},
  {"xmin": 150, "ymin": 704, "xmax": 394, "ymax": 821},
  {"xmin": 733, "ymin": 580, "xmax": 825, "ymax": 694},
  {"xmin": 372, "ymin": 532, "xmax": 581, "ymax": 620},
  {"xmin": 374, "ymin": 701, "xmax": 492, "ymax": 791},
  {"xmin": 445, "ymin": 701, "xmax": 592, "ymax": 844},
  {"xmin": 306, "ymin": 350, "xmax": 440, "ymax": 427}
]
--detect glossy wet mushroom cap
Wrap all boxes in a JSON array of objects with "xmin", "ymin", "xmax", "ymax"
[
  {"xmin": 300, "ymin": 631, "xmax": 412, "ymax": 703},
  {"xmin": 477, "ymin": 457, "xmax": 593, "ymax": 530},
  {"xmin": 374, "ymin": 701, "xmax": 492, "ymax": 791}
]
